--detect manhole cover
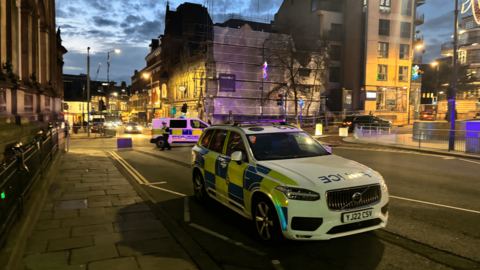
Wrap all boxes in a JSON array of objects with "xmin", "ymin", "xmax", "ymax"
[{"xmin": 54, "ymin": 199, "xmax": 88, "ymax": 211}]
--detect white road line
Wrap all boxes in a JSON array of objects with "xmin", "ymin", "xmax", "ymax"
[
  {"xmin": 390, "ymin": 196, "xmax": 480, "ymax": 214},
  {"xmin": 272, "ymin": 260, "xmax": 284, "ymax": 270},
  {"xmin": 184, "ymin": 197, "xmax": 190, "ymax": 223},
  {"xmin": 147, "ymin": 184, "xmax": 187, "ymax": 197},
  {"xmin": 108, "ymin": 151, "xmax": 145, "ymax": 185},
  {"xmin": 189, "ymin": 223, "xmax": 266, "ymax": 256},
  {"xmin": 458, "ymin": 158, "xmax": 480, "ymax": 165},
  {"xmin": 109, "ymin": 151, "xmax": 150, "ymax": 184}
]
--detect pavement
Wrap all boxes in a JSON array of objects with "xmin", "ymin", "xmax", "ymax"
[{"xmin": 19, "ymin": 149, "xmax": 198, "ymax": 270}]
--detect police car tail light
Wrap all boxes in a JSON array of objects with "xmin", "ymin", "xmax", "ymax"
[{"xmin": 275, "ymin": 186, "xmax": 320, "ymax": 201}]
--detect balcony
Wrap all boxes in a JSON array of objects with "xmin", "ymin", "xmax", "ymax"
[
  {"xmin": 412, "ymin": 55, "xmax": 423, "ymax": 64},
  {"xmin": 414, "ymin": 11, "xmax": 424, "ymax": 26},
  {"xmin": 441, "ymin": 36, "xmax": 480, "ymax": 56},
  {"xmin": 416, "ymin": 0, "xmax": 426, "ymax": 7},
  {"xmin": 324, "ymin": 29, "xmax": 344, "ymax": 41}
]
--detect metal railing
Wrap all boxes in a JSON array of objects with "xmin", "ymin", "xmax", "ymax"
[
  {"xmin": 354, "ymin": 125, "xmax": 480, "ymax": 154},
  {"xmin": 0, "ymin": 125, "xmax": 60, "ymax": 249}
]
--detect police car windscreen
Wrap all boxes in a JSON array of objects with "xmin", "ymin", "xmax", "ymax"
[{"xmin": 247, "ymin": 132, "xmax": 330, "ymax": 161}]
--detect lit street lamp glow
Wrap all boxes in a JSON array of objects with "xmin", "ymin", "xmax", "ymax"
[
  {"xmin": 431, "ymin": 62, "xmax": 438, "ymax": 66},
  {"xmin": 114, "ymin": 49, "xmax": 121, "ymax": 53}
]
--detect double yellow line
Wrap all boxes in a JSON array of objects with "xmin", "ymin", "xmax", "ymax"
[{"xmin": 108, "ymin": 151, "xmax": 150, "ymax": 185}]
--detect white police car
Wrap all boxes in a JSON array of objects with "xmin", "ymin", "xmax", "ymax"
[{"xmin": 191, "ymin": 120, "xmax": 388, "ymax": 243}]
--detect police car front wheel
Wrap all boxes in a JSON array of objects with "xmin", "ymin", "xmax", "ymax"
[
  {"xmin": 193, "ymin": 173, "xmax": 209, "ymax": 204},
  {"xmin": 253, "ymin": 198, "xmax": 282, "ymax": 244}
]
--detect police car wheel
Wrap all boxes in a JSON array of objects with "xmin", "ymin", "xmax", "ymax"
[
  {"xmin": 254, "ymin": 199, "xmax": 281, "ymax": 244},
  {"xmin": 156, "ymin": 138, "xmax": 164, "ymax": 148},
  {"xmin": 193, "ymin": 173, "xmax": 208, "ymax": 203}
]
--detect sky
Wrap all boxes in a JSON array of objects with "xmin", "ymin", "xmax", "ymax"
[{"xmin": 56, "ymin": 0, "xmax": 468, "ymax": 86}]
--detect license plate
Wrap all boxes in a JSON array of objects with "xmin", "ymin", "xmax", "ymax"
[{"xmin": 342, "ymin": 209, "xmax": 373, "ymax": 223}]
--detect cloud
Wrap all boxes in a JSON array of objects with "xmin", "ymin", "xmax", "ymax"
[
  {"xmin": 64, "ymin": 66, "xmax": 83, "ymax": 70},
  {"xmin": 122, "ymin": 20, "xmax": 164, "ymax": 42},
  {"xmin": 92, "ymin": 16, "xmax": 118, "ymax": 27},
  {"xmin": 60, "ymin": 24, "xmax": 76, "ymax": 29}
]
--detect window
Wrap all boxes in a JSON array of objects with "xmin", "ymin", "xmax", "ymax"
[
  {"xmin": 312, "ymin": 0, "xmax": 342, "ymax": 12},
  {"xmin": 378, "ymin": 65, "xmax": 388, "ymax": 81},
  {"xmin": 330, "ymin": 45, "xmax": 341, "ymax": 61},
  {"xmin": 208, "ymin": 130, "xmax": 228, "ymax": 153},
  {"xmin": 226, "ymin": 132, "xmax": 248, "ymax": 162},
  {"xmin": 311, "ymin": 0, "xmax": 317, "ymax": 11},
  {"xmin": 379, "ymin": 0, "xmax": 390, "ymax": 13},
  {"xmin": 401, "ymin": 0, "xmax": 412, "ymax": 16},
  {"xmin": 0, "ymin": 89, "xmax": 5, "ymax": 112},
  {"xmin": 400, "ymin": 22, "xmax": 411, "ymax": 38},
  {"xmin": 400, "ymin": 44, "xmax": 410, "ymax": 60},
  {"xmin": 45, "ymin": 97, "xmax": 50, "ymax": 111},
  {"xmin": 378, "ymin": 42, "xmax": 389, "ymax": 58},
  {"xmin": 170, "ymin": 120, "xmax": 187, "ymax": 128},
  {"xmin": 466, "ymin": 21, "xmax": 475, "ymax": 29},
  {"xmin": 191, "ymin": 120, "xmax": 208, "ymax": 129},
  {"xmin": 379, "ymin": 19, "xmax": 390, "ymax": 36},
  {"xmin": 299, "ymin": 69, "xmax": 311, "ymax": 77},
  {"xmin": 200, "ymin": 130, "xmax": 215, "ymax": 148},
  {"xmin": 399, "ymin": 66, "xmax": 409, "ymax": 82},
  {"xmin": 329, "ymin": 67, "xmax": 341, "ymax": 82},
  {"xmin": 25, "ymin": 94, "xmax": 33, "ymax": 112}
]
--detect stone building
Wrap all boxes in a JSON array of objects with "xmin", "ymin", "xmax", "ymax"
[{"xmin": 0, "ymin": 0, "xmax": 67, "ymax": 158}]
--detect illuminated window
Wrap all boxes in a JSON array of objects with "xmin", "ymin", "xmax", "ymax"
[
  {"xmin": 422, "ymin": 93, "xmax": 426, "ymax": 98},
  {"xmin": 400, "ymin": 44, "xmax": 410, "ymax": 60},
  {"xmin": 400, "ymin": 22, "xmax": 411, "ymax": 38},
  {"xmin": 379, "ymin": 0, "xmax": 390, "ymax": 13},
  {"xmin": 378, "ymin": 65, "xmax": 388, "ymax": 81},
  {"xmin": 399, "ymin": 66, "xmax": 409, "ymax": 82},
  {"xmin": 379, "ymin": 19, "xmax": 390, "ymax": 36},
  {"xmin": 378, "ymin": 42, "xmax": 389, "ymax": 58}
]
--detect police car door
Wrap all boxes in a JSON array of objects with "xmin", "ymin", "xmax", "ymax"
[
  {"xmin": 190, "ymin": 120, "xmax": 209, "ymax": 143},
  {"xmin": 204, "ymin": 129, "xmax": 229, "ymax": 203},
  {"xmin": 169, "ymin": 119, "xmax": 188, "ymax": 143},
  {"xmin": 224, "ymin": 131, "xmax": 249, "ymax": 212}
]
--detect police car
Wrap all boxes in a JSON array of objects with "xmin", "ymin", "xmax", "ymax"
[
  {"xmin": 150, "ymin": 118, "xmax": 209, "ymax": 148},
  {"xmin": 191, "ymin": 120, "xmax": 388, "ymax": 243}
]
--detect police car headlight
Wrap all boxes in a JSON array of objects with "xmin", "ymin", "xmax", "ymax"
[
  {"xmin": 375, "ymin": 171, "xmax": 387, "ymax": 191},
  {"xmin": 127, "ymin": 126, "xmax": 132, "ymax": 130},
  {"xmin": 138, "ymin": 127, "xmax": 142, "ymax": 130},
  {"xmin": 275, "ymin": 186, "xmax": 320, "ymax": 201}
]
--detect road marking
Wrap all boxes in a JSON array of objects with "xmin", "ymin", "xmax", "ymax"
[
  {"xmin": 443, "ymin": 157, "xmax": 456, "ymax": 159},
  {"xmin": 145, "ymin": 182, "xmax": 167, "ymax": 186},
  {"xmin": 108, "ymin": 151, "xmax": 146, "ymax": 185},
  {"xmin": 335, "ymin": 147, "xmax": 446, "ymax": 157},
  {"xmin": 147, "ymin": 184, "xmax": 187, "ymax": 197},
  {"xmin": 109, "ymin": 151, "xmax": 150, "ymax": 184},
  {"xmin": 458, "ymin": 158, "xmax": 480, "ymax": 165},
  {"xmin": 184, "ymin": 197, "xmax": 190, "ymax": 222},
  {"xmin": 272, "ymin": 260, "xmax": 284, "ymax": 270},
  {"xmin": 189, "ymin": 223, "xmax": 266, "ymax": 256},
  {"xmin": 390, "ymin": 196, "xmax": 480, "ymax": 214}
]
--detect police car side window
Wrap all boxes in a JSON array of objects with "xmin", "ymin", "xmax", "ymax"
[
  {"xmin": 226, "ymin": 132, "xmax": 248, "ymax": 162},
  {"xmin": 170, "ymin": 120, "xmax": 187, "ymax": 128},
  {"xmin": 200, "ymin": 130, "xmax": 214, "ymax": 148},
  {"xmin": 207, "ymin": 130, "xmax": 228, "ymax": 153},
  {"xmin": 191, "ymin": 120, "xmax": 208, "ymax": 129}
]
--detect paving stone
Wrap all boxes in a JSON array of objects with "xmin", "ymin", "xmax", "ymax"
[
  {"xmin": 117, "ymin": 238, "xmax": 179, "ymax": 256},
  {"xmin": 88, "ymin": 201, "xmax": 112, "ymax": 208},
  {"xmin": 22, "ymin": 251, "xmax": 70, "ymax": 270},
  {"xmin": 35, "ymin": 219, "xmax": 61, "ymax": 231},
  {"xmin": 55, "ymin": 183, "xmax": 76, "ymax": 188},
  {"xmin": 79, "ymin": 207, "xmax": 106, "ymax": 217},
  {"xmin": 48, "ymin": 236, "xmax": 94, "ymax": 251},
  {"xmin": 117, "ymin": 194, "xmax": 142, "ymax": 201},
  {"xmin": 61, "ymin": 190, "xmax": 106, "ymax": 200},
  {"xmin": 64, "ymin": 187, "xmax": 91, "ymax": 192},
  {"xmin": 88, "ymin": 257, "xmax": 139, "ymax": 270},
  {"xmin": 80, "ymin": 178, "xmax": 109, "ymax": 183},
  {"xmin": 72, "ymin": 223, "xmax": 114, "ymax": 237},
  {"xmin": 121, "ymin": 211, "xmax": 157, "ymax": 221},
  {"xmin": 61, "ymin": 214, "xmax": 123, "ymax": 228},
  {"xmin": 93, "ymin": 229, "xmax": 171, "ymax": 245},
  {"xmin": 105, "ymin": 204, "xmax": 150, "ymax": 215},
  {"xmin": 74, "ymin": 182, "xmax": 103, "ymax": 188},
  {"xmin": 49, "ymin": 265, "xmax": 87, "ymax": 270},
  {"xmin": 70, "ymin": 244, "xmax": 119, "ymax": 264},
  {"xmin": 88, "ymin": 194, "xmax": 119, "ymax": 202},
  {"xmin": 110, "ymin": 185, "xmax": 134, "ymax": 190},
  {"xmin": 111, "ymin": 198, "xmax": 136, "ymax": 206},
  {"xmin": 29, "ymin": 228, "xmax": 71, "ymax": 241},
  {"xmin": 24, "ymin": 240, "xmax": 47, "ymax": 255},
  {"xmin": 90, "ymin": 185, "xmax": 112, "ymax": 191},
  {"xmin": 38, "ymin": 211, "xmax": 53, "ymax": 221},
  {"xmin": 136, "ymin": 253, "xmax": 197, "ymax": 270},
  {"xmin": 114, "ymin": 219, "xmax": 164, "ymax": 232},
  {"xmin": 53, "ymin": 209, "xmax": 79, "ymax": 219},
  {"xmin": 43, "ymin": 204, "xmax": 54, "ymax": 211}
]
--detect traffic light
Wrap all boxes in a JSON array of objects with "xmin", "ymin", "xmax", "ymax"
[
  {"xmin": 181, "ymin": 103, "xmax": 188, "ymax": 113},
  {"xmin": 277, "ymin": 94, "xmax": 283, "ymax": 106},
  {"xmin": 99, "ymin": 100, "xmax": 106, "ymax": 111},
  {"xmin": 171, "ymin": 107, "xmax": 176, "ymax": 114}
]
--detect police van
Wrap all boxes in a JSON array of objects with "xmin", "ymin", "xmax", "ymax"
[
  {"xmin": 150, "ymin": 118, "xmax": 209, "ymax": 148},
  {"xmin": 191, "ymin": 120, "xmax": 389, "ymax": 243}
]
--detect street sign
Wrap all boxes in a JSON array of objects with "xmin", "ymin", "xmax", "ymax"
[
  {"xmin": 299, "ymin": 99, "xmax": 304, "ymax": 107},
  {"xmin": 315, "ymin": 124, "xmax": 323, "ymax": 136},
  {"xmin": 339, "ymin": 128, "xmax": 348, "ymax": 137}
]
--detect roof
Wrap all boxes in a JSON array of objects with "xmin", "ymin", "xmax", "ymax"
[{"xmin": 208, "ymin": 124, "xmax": 302, "ymax": 135}]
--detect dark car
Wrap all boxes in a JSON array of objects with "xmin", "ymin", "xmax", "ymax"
[
  {"xmin": 342, "ymin": 115, "xmax": 391, "ymax": 132},
  {"xmin": 124, "ymin": 122, "xmax": 142, "ymax": 134},
  {"xmin": 419, "ymin": 112, "xmax": 435, "ymax": 121}
]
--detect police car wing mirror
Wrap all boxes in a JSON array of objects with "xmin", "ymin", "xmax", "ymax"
[
  {"xmin": 323, "ymin": 145, "xmax": 332, "ymax": 153},
  {"xmin": 231, "ymin": 151, "xmax": 242, "ymax": 162}
]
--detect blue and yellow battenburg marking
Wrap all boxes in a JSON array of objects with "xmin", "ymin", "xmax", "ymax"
[{"xmin": 153, "ymin": 128, "xmax": 204, "ymax": 138}]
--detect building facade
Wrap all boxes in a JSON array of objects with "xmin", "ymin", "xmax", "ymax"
[{"xmin": 1, "ymin": 0, "xmax": 67, "ymax": 158}]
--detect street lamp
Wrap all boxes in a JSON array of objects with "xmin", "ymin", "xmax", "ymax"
[{"xmin": 431, "ymin": 62, "xmax": 438, "ymax": 66}]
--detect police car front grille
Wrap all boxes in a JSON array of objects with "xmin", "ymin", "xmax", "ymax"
[{"xmin": 326, "ymin": 184, "xmax": 381, "ymax": 211}]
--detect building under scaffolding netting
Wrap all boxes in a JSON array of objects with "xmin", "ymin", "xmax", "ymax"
[{"xmin": 204, "ymin": 24, "xmax": 327, "ymax": 123}]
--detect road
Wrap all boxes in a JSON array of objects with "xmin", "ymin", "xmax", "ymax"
[{"xmin": 68, "ymin": 130, "xmax": 480, "ymax": 270}]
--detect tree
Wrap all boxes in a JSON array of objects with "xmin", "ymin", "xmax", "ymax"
[{"xmin": 262, "ymin": 19, "xmax": 328, "ymax": 121}]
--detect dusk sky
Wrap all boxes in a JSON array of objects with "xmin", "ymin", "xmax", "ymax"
[{"xmin": 56, "ymin": 0, "xmax": 468, "ymax": 86}]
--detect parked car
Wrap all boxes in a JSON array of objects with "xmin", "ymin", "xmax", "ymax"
[
  {"xmin": 419, "ymin": 112, "xmax": 435, "ymax": 121},
  {"xmin": 124, "ymin": 122, "xmax": 142, "ymax": 134},
  {"xmin": 342, "ymin": 115, "xmax": 391, "ymax": 132},
  {"xmin": 474, "ymin": 112, "xmax": 480, "ymax": 119}
]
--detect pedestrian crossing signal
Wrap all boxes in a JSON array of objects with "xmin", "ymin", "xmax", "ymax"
[
  {"xmin": 1, "ymin": 192, "xmax": 5, "ymax": 199},
  {"xmin": 277, "ymin": 94, "xmax": 283, "ymax": 106}
]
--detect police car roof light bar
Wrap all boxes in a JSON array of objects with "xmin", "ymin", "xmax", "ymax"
[{"xmin": 233, "ymin": 119, "xmax": 286, "ymax": 126}]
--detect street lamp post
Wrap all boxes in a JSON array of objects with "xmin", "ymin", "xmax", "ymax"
[
  {"xmin": 107, "ymin": 49, "xmax": 121, "ymax": 85},
  {"xmin": 143, "ymin": 73, "xmax": 153, "ymax": 123},
  {"xmin": 449, "ymin": 0, "xmax": 459, "ymax": 151},
  {"xmin": 87, "ymin": 47, "xmax": 91, "ymax": 137}
]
